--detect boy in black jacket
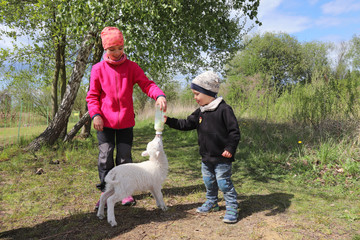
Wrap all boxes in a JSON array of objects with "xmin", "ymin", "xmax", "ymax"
[{"xmin": 165, "ymin": 71, "xmax": 240, "ymax": 223}]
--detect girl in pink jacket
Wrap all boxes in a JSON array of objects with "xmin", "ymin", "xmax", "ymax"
[{"xmin": 86, "ymin": 27, "xmax": 167, "ymax": 209}]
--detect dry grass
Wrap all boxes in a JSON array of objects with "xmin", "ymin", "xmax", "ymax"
[{"xmin": 136, "ymin": 101, "xmax": 198, "ymax": 121}]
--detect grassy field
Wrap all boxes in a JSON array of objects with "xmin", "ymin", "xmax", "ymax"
[
  {"xmin": 0, "ymin": 125, "xmax": 48, "ymax": 147},
  {"xmin": 0, "ymin": 118, "xmax": 359, "ymax": 240},
  {"xmin": 0, "ymin": 110, "xmax": 80, "ymax": 147}
]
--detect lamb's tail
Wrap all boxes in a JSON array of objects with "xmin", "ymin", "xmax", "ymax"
[{"xmin": 104, "ymin": 169, "xmax": 119, "ymax": 185}]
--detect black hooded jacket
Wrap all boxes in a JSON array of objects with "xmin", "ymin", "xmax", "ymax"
[{"xmin": 166, "ymin": 100, "xmax": 240, "ymax": 163}]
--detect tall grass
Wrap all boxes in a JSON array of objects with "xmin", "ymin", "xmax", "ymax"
[
  {"xmin": 224, "ymin": 73, "xmax": 360, "ymax": 125},
  {"xmin": 133, "ymin": 93, "xmax": 360, "ymax": 192},
  {"xmin": 136, "ymin": 100, "xmax": 198, "ymax": 121},
  {"xmin": 221, "ymin": 71, "xmax": 360, "ymax": 190}
]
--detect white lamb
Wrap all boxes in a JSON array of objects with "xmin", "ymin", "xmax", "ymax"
[{"xmin": 96, "ymin": 135, "xmax": 168, "ymax": 227}]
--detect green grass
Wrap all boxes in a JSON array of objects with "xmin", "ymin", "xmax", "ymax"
[
  {"xmin": 0, "ymin": 125, "xmax": 47, "ymax": 146},
  {"xmin": 0, "ymin": 122, "xmax": 78, "ymax": 148},
  {"xmin": 0, "ymin": 119, "xmax": 359, "ymax": 239}
]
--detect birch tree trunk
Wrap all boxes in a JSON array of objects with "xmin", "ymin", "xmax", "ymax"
[
  {"xmin": 51, "ymin": 43, "xmax": 60, "ymax": 119},
  {"xmin": 81, "ymin": 36, "xmax": 104, "ymax": 138},
  {"xmin": 26, "ymin": 32, "xmax": 95, "ymax": 152},
  {"xmin": 65, "ymin": 35, "xmax": 104, "ymax": 141},
  {"xmin": 63, "ymin": 111, "xmax": 91, "ymax": 142},
  {"xmin": 59, "ymin": 34, "xmax": 68, "ymax": 139}
]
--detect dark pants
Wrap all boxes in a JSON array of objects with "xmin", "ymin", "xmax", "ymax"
[{"xmin": 96, "ymin": 127, "xmax": 133, "ymax": 192}]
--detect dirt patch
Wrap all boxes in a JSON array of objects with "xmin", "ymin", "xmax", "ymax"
[
  {"xmin": 94, "ymin": 197, "xmax": 348, "ymax": 240},
  {"xmin": 0, "ymin": 194, "xmax": 357, "ymax": 240},
  {"xmin": 108, "ymin": 202, "xmax": 301, "ymax": 240},
  {"xmin": 116, "ymin": 208, "xmax": 291, "ymax": 240}
]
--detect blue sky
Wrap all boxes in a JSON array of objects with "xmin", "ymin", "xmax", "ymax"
[{"xmin": 253, "ymin": 0, "xmax": 360, "ymax": 43}]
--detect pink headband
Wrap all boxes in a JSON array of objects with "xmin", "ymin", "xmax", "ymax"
[{"xmin": 100, "ymin": 27, "xmax": 124, "ymax": 50}]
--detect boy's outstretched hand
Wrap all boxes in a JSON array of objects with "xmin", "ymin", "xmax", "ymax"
[{"xmin": 222, "ymin": 150, "xmax": 232, "ymax": 158}]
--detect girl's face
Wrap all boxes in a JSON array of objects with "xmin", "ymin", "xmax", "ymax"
[
  {"xmin": 191, "ymin": 89, "xmax": 215, "ymax": 106},
  {"xmin": 106, "ymin": 45, "xmax": 124, "ymax": 61}
]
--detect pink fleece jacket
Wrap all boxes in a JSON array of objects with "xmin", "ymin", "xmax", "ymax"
[{"xmin": 86, "ymin": 59, "xmax": 165, "ymax": 129}]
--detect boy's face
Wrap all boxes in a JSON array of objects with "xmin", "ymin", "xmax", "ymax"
[
  {"xmin": 106, "ymin": 45, "xmax": 124, "ymax": 61},
  {"xmin": 191, "ymin": 89, "xmax": 215, "ymax": 106}
]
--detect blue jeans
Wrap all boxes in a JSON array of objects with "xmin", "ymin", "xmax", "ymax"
[{"xmin": 201, "ymin": 161, "xmax": 238, "ymax": 207}]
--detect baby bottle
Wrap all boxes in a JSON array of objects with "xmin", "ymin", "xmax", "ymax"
[{"xmin": 154, "ymin": 105, "xmax": 165, "ymax": 135}]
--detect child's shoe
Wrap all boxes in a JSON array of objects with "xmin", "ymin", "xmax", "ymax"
[
  {"xmin": 94, "ymin": 192, "xmax": 107, "ymax": 210},
  {"xmin": 122, "ymin": 196, "xmax": 136, "ymax": 206},
  {"xmin": 223, "ymin": 205, "xmax": 238, "ymax": 223},
  {"xmin": 196, "ymin": 201, "xmax": 220, "ymax": 213}
]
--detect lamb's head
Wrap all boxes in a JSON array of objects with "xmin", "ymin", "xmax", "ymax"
[{"xmin": 141, "ymin": 135, "xmax": 163, "ymax": 158}]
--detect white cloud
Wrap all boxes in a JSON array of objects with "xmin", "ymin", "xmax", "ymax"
[
  {"xmin": 0, "ymin": 25, "xmax": 14, "ymax": 49},
  {"xmin": 315, "ymin": 16, "xmax": 343, "ymax": 27},
  {"xmin": 0, "ymin": 37, "xmax": 13, "ymax": 49},
  {"xmin": 321, "ymin": 0, "xmax": 360, "ymax": 15},
  {"xmin": 0, "ymin": 24, "xmax": 32, "ymax": 49},
  {"xmin": 319, "ymin": 34, "xmax": 346, "ymax": 43},
  {"xmin": 308, "ymin": 0, "xmax": 320, "ymax": 5},
  {"xmin": 316, "ymin": 14, "xmax": 360, "ymax": 29},
  {"xmin": 258, "ymin": 0, "xmax": 283, "ymax": 18},
  {"xmin": 258, "ymin": 14, "xmax": 311, "ymax": 34},
  {"xmin": 249, "ymin": 0, "xmax": 360, "ymax": 43},
  {"xmin": 257, "ymin": 0, "xmax": 311, "ymax": 34}
]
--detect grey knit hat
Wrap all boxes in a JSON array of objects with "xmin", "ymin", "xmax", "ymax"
[{"xmin": 190, "ymin": 71, "xmax": 220, "ymax": 98}]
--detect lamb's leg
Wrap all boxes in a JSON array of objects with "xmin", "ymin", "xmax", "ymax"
[
  {"xmin": 106, "ymin": 194, "xmax": 120, "ymax": 227},
  {"xmin": 97, "ymin": 189, "xmax": 114, "ymax": 219},
  {"xmin": 151, "ymin": 187, "xmax": 167, "ymax": 211}
]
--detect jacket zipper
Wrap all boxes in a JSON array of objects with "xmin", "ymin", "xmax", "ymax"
[{"xmin": 116, "ymin": 73, "xmax": 121, "ymax": 128}]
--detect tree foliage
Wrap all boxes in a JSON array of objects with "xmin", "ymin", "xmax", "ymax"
[
  {"xmin": 226, "ymin": 32, "xmax": 306, "ymax": 89},
  {"xmin": 300, "ymin": 41, "xmax": 332, "ymax": 84},
  {"xmin": 1, "ymin": 0, "xmax": 261, "ymax": 75},
  {"xmin": 1, "ymin": 0, "xmax": 261, "ymax": 150},
  {"xmin": 348, "ymin": 34, "xmax": 360, "ymax": 71},
  {"xmin": 224, "ymin": 32, "xmax": 360, "ymax": 124}
]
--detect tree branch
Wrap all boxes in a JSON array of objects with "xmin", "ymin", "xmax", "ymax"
[{"xmin": 63, "ymin": 111, "xmax": 91, "ymax": 142}]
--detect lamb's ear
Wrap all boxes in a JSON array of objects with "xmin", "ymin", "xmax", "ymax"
[
  {"xmin": 155, "ymin": 151, "xmax": 160, "ymax": 158},
  {"xmin": 141, "ymin": 151, "xmax": 149, "ymax": 157}
]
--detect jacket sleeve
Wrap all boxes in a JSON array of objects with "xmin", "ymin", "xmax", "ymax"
[
  {"xmin": 133, "ymin": 63, "xmax": 166, "ymax": 100},
  {"xmin": 86, "ymin": 66, "xmax": 102, "ymax": 119},
  {"xmin": 166, "ymin": 109, "xmax": 200, "ymax": 131},
  {"xmin": 223, "ymin": 106, "xmax": 240, "ymax": 155}
]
